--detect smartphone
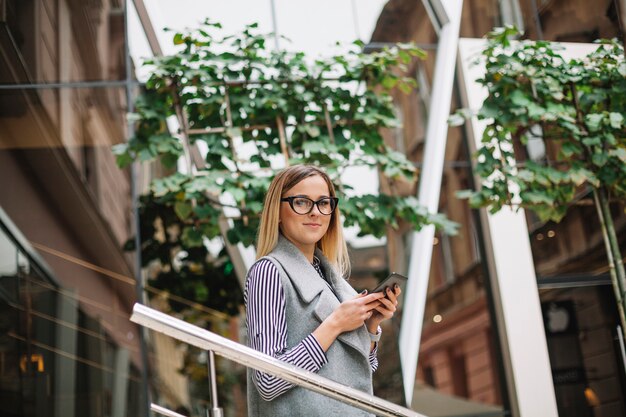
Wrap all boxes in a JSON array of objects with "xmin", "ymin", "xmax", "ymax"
[{"xmin": 371, "ymin": 272, "xmax": 408, "ymax": 295}]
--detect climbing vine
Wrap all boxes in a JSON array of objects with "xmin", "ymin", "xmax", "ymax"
[
  {"xmin": 115, "ymin": 20, "xmax": 458, "ymax": 316},
  {"xmin": 451, "ymin": 26, "xmax": 626, "ymax": 333}
]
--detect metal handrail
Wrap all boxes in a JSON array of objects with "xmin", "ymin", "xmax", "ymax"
[
  {"xmin": 151, "ymin": 403, "xmax": 187, "ymax": 417},
  {"xmin": 131, "ymin": 303, "xmax": 424, "ymax": 417}
]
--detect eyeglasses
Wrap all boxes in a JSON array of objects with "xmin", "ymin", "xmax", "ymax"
[{"xmin": 281, "ymin": 196, "xmax": 339, "ymax": 215}]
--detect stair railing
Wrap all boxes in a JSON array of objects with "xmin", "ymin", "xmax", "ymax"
[{"xmin": 131, "ymin": 303, "xmax": 425, "ymax": 417}]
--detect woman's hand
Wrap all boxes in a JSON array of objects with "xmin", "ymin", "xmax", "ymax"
[
  {"xmin": 365, "ymin": 285, "xmax": 401, "ymax": 333},
  {"xmin": 329, "ymin": 291, "xmax": 385, "ymax": 333},
  {"xmin": 313, "ymin": 291, "xmax": 383, "ymax": 351}
]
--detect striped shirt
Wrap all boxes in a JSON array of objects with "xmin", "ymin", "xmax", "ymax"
[{"xmin": 245, "ymin": 258, "xmax": 380, "ymax": 401}]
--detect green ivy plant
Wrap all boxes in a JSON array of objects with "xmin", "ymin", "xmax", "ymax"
[
  {"xmin": 114, "ymin": 20, "xmax": 459, "ymax": 316},
  {"xmin": 451, "ymin": 26, "xmax": 626, "ymax": 333}
]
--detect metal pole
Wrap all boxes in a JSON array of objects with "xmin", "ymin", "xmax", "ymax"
[
  {"xmin": 617, "ymin": 325, "xmax": 626, "ymax": 376},
  {"xmin": 398, "ymin": 0, "xmax": 463, "ymax": 406},
  {"xmin": 124, "ymin": 1, "xmax": 151, "ymax": 416},
  {"xmin": 206, "ymin": 350, "xmax": 224, "ymax": 417},
  {"xmin": 350, "ymin": 0, "xmax": 361, "ymax": 40},
  {"xmin": 269, "ymin": 0, "xmax": 280, "ymax": 51}
]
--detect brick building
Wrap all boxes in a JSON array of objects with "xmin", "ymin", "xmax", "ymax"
[{"xmin": 370, "ymin": 1, "xmax": 626, "ymax": 416}]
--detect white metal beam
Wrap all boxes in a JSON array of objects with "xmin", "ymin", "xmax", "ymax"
[
  {"xmin": 399, "ymin": 0, "xmax": 463, "ymax": 406},
  {"xmin": 455, "ymin": 38, "xmax": 601, "ymax": 417}
]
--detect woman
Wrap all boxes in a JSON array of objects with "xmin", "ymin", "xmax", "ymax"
[{"xmin": 245, "ymin": 165, "xmax": 401, "ymax": 417}]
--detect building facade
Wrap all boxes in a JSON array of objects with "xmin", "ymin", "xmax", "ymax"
[
  {"xmin": 0, "ymin": 0, "xmax": 190, "ymax": 416},
  {"xmin": 371, "ymin": 1, "xmax": 626, "ymax": 416}
]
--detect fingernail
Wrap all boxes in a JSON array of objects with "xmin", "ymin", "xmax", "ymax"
[
  {"xmin": 361, "ymin": 289, "xmax": 368, "ymax": 295},
  {"xmin": 394, "ymin": 284, "xmax": 399, "ymax": 290}
]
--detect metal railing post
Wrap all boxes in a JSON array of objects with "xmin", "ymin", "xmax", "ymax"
[{"xmin": 206, "ymin": 350, "xmax": 224, "ymax": 417}]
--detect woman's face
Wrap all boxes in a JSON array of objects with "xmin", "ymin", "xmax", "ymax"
[{"xmin": 279, "ymin": 175, "xmax": 332, "ymax": 256}]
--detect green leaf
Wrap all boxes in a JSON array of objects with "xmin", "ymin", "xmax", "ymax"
[
  {"xmin": 592, "ymin": 152, "xmax": 608, "ymax": 167},
  {"xmin": 560, "ymin": 141, "xmax": 579, "ymax": 159},
  {"xmin": 478, "ymin": 103, "xmax": 499, "ymax": 119},
  {"xmin": 112, "ymin": 143, "xmax": 128, "ymax": 156},
  {"xmin": 382, "ymin": 76, "xmax": 398, "ymax": 89},
  {"xmin": 517, "ymin": 169, "xmax": 534, "ymax": 182},
  {"xmin": 569, "ymin": 168, "xmax": 598, "ymax": 187},
  {"xmin": 582, "ymin": 136, "xmax": 602, "ymax": 147},
  {"xmin": 173, "ymin": 33, "xmax": 184, "ymax": 45},
  {"xmin": 161, "ymin": 153, "xmax": 179, "ymax": 169},
  {"xmin": 174, "ymin": 202, "xmax": 193, "ymax": 220},
  {"xmin": 448, "ymin": 113, "xmax": 466, "ymax": 127},
  {"xmin": 126, "ymin": 112, "xmax": 142, "ymax": 122},
  {"xmin": 116, "ymin": 153, "xmax": 133, "ymax": 169},
  {"xmin": 522, "ymin": 191, "xmax": 554, "ymax": 205},
  {"xmin": 303, "ymin": 125, "xmax": 321, "ymax": 138},
  {"xmin": 185, "ymin": 176, "xmax": 221, "ymax": 194},
  {"xmin": 229, "ymin": 187, "xmax": 246, "ymax": 202},
  {"xmin": 398, "ymin": 82, "xmax": 413, "ymax": 94},
  {"xmin": 509, "ymin": 90, "xmax": 531, "ymax": 107},
  {"xmin": 194, "ymin": 204, "xmax": 218, "ymax": 219},
  {"xmin": 455, "ymin": 189, "xmax": 475, "ymax": 199},
  {"xmin": 585, "ymin": 113, "xmax": 603, "ymax": 132},
  {"xmin": 303, "ymin": 141, "xmax": 327, "ymax": 153},
  {"xmin": 609, "ymin": 112, "xmax": 624, "ymax": 129},
  {"xmin": 181, "ymin": 226, "xmax": 204, "ymax": 247},
  {"xmin": 138, "ymin": 148, "xmax": 155, "ymax": 162},
  {"xmin": 527, "ymin": 103, "xmax": 546, "ymax": 119},
  {"xmin": 609, "ymin": 148, "xmax": 626, "ymax": 163}
]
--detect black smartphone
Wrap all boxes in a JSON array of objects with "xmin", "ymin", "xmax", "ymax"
[{"xmin": 371, "ymin": 272, "xmax": 408, "ymax": 295}]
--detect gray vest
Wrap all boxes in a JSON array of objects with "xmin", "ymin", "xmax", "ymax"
[{"xmin": 246, "ymin": 235, "xmax": 374, "ymax": 417}]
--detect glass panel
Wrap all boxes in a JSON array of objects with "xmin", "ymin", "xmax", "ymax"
[
  {"xmin": 1, "ymin": 0, "xmax": 128, "ymax": 84},
  {"xmin": 0, "ymin": 224, "xmax": 146, "ymax": 417},
  {"xmin": 0, "ymin": 86, "xmax": 132, "ymax": 253},
  {"xmin": 540, "ymin": 285, "xmax": 626, "ymax": 417},
  {"xmin": 0, "ymin": 85, "xmax": 129, "ymax": 151},
  {"xmin": 413, "ymin": 191, "xmax": 507, "ymax": 416}
]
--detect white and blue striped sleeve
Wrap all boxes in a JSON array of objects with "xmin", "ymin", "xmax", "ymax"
[{"xmin": 245, "ymin": 259, "xmax": 328, "ymax": 401}]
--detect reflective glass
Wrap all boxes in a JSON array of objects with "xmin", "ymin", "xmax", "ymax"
[
  {"xmin": 0, "ymin": 225, "xmax": 145, "ymax": 417},
  {"xmin": 1, "ymin": 0, "xmax": 128, "ymax": 85},
  {"xmin": 540, "ymin": 286, "xmax": 626, "ymax": 416}
]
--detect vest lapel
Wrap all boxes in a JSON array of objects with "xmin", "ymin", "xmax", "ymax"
[
  {"xmin": 315, "ymin": 249, "xmax": 371, "ymax": 359},
  {"xmin": 268, "ymin": 235, "xmax": 370, "ymax": 359}
]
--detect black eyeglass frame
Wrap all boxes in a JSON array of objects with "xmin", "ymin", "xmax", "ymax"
[{"xmin": 280, "ymin": 196, "xmax": 339, "ymax": 215}]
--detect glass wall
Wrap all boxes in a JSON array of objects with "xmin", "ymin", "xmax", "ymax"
[
  {"xmin": 0, "ymin": 0, "xmax": 157, "ymax": 415},
  {"xmin": 0, "ymin": 216, "xmax": 143, "ymax": 417},
  {"xmin": 370, "ymin": 1, "xmax": 625, "ymax": 416},
  {"xmin": 539, "ymin": 284, "xmax": 626, "ymax": 417},
  {"xmin": 1, "ymin": 0, "xmax": 128, "ymax": 85}
]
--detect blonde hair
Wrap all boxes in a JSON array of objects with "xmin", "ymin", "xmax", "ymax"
[{"xmin": 256, "ymin": 165, "xmax": 351, "ymax": 278}]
